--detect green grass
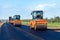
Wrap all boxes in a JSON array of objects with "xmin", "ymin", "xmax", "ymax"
[
  {"xmin": 22, "ymin": 21, "xmax": 30, "ymax": 25},
  {"xmin": 48, "ymin": 22, "xmax": 60, "ymax": 27},
  {"xmin": 22, "ymin": 20, "xmax": 60, "ymax": 27}
]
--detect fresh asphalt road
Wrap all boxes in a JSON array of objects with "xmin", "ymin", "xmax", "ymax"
[
  {"xmin": 0, "ymin": 23, "xmax": 43, "ymax": 40},
  {"xmin": 20, "ymin": 25, "xmax": 60, "ymax": 40},
  {"xmin": 0, "ymin": 23, "xmax": 60, "ymax": 40}
]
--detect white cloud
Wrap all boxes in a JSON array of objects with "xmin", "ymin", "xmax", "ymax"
[{"xmin": 33, "ymin": 3, "xmax": 56, "ymax": 11}]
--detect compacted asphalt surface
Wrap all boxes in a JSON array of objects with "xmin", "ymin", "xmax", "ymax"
[{"xmin": 0, "ymin": 23, "xmax": 60, "ymax": 40}]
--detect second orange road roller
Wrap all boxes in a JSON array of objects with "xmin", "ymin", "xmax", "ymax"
[
  {"xmin": 30, "ymin": 10, "xmax": 48, "ymax": 30},
  {"xmin": 9, "ymin": 15, "xmax": 21, "ymax": 26}
]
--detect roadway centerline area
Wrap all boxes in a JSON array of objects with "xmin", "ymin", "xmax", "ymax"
[{"xmin": 0, "ymin": 23, "xmax": 44, "ymax": 40}]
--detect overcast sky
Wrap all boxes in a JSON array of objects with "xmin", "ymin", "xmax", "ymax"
[{"xmin": 0, "ymin": 0, "xmax": 60, "ymax": 19}]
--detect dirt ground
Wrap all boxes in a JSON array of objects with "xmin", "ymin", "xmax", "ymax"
[
  {"xmin": 48, "ymin": 27, "xmax": 60, "ymax": 29},
  {"xmin": 0, "ymin": 22, "xmax": 3, "ymax": 28}
]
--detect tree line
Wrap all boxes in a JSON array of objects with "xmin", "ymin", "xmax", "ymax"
[{"xmin": 46, "ymin": 16, "xmax": 60, "ymax": 23}]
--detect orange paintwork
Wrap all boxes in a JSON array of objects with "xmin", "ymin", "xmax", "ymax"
[
  {"xmin": 9, "ymin": 20, "xmax": 14, "ymax": 24},
  {"xmin": 13, "ymin": 20, "xmax": 21, "ymax": 25},
  {"xmin": 9, "ymin": 20, "xmax": 21, "ymax": 25},
  {"xmin": 35, "ymin": 19, "xmax": 48, "ymax": 24},
  {"xmin": 30, "ymin": 20, "xmax": 36, "ymax": 28},
  {"xmin": 30, "ymin": 19, "xmax": 48, "ymax": 28}
]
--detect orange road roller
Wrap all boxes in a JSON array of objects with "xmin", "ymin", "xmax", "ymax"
[
  {"xmin": 30, "ymin": 10, "xmax": 48, "ymax": 30},
  {"xmin": 9, "ymin": 15, "xmax": 21, "ymax": 26}
]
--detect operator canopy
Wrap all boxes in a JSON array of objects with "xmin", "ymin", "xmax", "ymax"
[
  {"xmin": 13, "ymin": 15, "xmax": 20, "ymax": 20},
  {"xmin": 31, "ymin": 10, "xmax": 43, "ymax": 19}
]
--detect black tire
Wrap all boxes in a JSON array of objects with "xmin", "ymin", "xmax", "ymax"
[
  {"xmin": 30, "ymin": 26, "xmax": 35, "ymax": 30},
  {"xmin": 31, "ymin": 28, "xmax": 34, "ymax": 30},
  {"xmin": 41, "ymin": 27, "xmax": 47, "ymax": 31},
  {"xmin": 15, "ymin": 24, "xmax": 21, "ymax": 27},
  {"xmin": 11, "ymin": 23, "xmax": 13, "ymax": 25}
]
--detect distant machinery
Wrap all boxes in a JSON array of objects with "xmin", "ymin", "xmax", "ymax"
[{"xmin": 9, "ymin": 15, "xmax": 21, "ymax": 26}]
